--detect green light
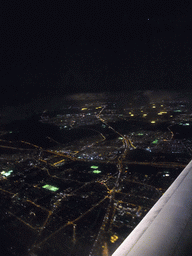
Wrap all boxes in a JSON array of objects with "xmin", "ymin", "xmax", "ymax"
[
  {"xmin": 180, "ymin": 123, "xmax": 190, "ymax": 126},
  {"xmin": 1, "ymin": 170, "xmax": 13, "ymax": 177},
  {"xmin": 91, "ymin": 166, "xmax": 99, "ymax": 169},
  {"xmin": 138, "ymin": 133, "xmax": 144, "ymax": 136},
  {"xmin": 93, "ymin": 170, "xmax": 101, "ymax": 174},
  {"xmin": 152, "ymin": 139, "xmax": 159, "ymax": 144},
  {"xmin": 42, "ymin": 185, "xmax": 59, "ymax": 192},
  {"xmin": 118, "ymin": 137, "xmax": 123, "ymax": 140},
  {"xmin": 174, "ymin": 110, "xmax": 182, "ymax": 113}
]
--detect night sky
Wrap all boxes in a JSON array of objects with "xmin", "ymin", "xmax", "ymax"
[{"xmin": 2, "ymin": 1, "xmax": 192, "ymax": 107}]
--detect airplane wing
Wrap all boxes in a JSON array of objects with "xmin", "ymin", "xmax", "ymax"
[{"xmin": 112, "ymin": 160, "xmax": 192, "ymax": 256}]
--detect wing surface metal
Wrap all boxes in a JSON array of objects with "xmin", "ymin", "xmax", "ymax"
[{"xmin": 113, "ymin": 160, "xmax": 192, "ymax": 256}]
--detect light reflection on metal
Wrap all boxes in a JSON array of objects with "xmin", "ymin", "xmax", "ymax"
[{"xmin": 113, "ymin": 160, "xmax": 192, "ymax": 256}]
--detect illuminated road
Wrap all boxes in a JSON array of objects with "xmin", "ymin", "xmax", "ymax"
[
  {"xmin": 0, "ymin": 109, "xmax": 188, "ymax": 256},
  {"xmin": 0, "ymin": 138, "xmax": 186, "ymax": 170},
  {"xmin": 88, "ymin": 107, "xmax": 139, "ymax": 255}
]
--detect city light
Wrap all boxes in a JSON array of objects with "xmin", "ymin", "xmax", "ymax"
[
  {"xmin": 93, "ymin": 170, "xmax": 101, "ymax": 174},
  {"xmin": 158, "ymin": 111, "xmax": 167, "ymax": 115},
  {"xmin": 1, "ymin": 170, "xmax": 13, "ymax": 177},
  {"xmin": 91, "ymin": 166, "xmax": 99, "ymax": 169},
  {"xmin": 111, "ymin": 235, "xmax": 118, "ymax": 243},
  {"xmin": 180, "ymin": 122, "xmax": 190, "ymax": 126},
  {"xmin": 42, "ymin": 185, "xmax": 59, "ymax": 192},
  {"xmin": 163, "ymin": 173, "xmax": 170, "ymax": 177},
  {"xmin": 0, "ymin": 92, "xmax": 191, "ymax": 256}
]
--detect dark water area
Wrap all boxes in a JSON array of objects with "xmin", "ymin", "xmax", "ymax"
[
  {"xmin": 0, "ymin": 225, "xmax": 25, "ymax": 256},
  {"xmin": 128, "ymin": 164, "xmax": 182, "ymax": 175},
  {"xmin": 3, "ymin": 119, "xmax": 60, "ymax": 149},
  {"xmin": 126, "ymin": 149, "xmax": 190, "ymax": 163},
  {"xmin": 2, "ymin": 115, "xmax": 98, "ymax": 148},
  {"xmin": 127, "ymin": 149, "xmax": 153, "ymax": 162},
  {"xmin": 2, "ymin": 114, "xmax": 117, "ymax": 148},
  {"xmin": 108, "ymin": 120, "xmax": 171, "ymax": 133},
  {"xmin": 171, "ymin": 123, "xmax": 192, "ymax": 139}
]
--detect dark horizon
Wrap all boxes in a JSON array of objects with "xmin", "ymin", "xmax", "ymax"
[{"xmin": 2, "ymin": 1, "xmax": 192, "ymax": 107}]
